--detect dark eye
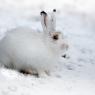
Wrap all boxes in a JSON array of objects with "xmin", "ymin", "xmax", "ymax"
[{"xmin": 52, "ymin": 34, "xmax": 59, "ymax": 40}]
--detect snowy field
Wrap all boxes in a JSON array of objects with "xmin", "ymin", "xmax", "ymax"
[{"xmin": 0, "ymin": 0, "xmax": 95, "ymax": 95}]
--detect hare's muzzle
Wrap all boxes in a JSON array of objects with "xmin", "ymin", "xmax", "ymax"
[
  {"xmin": 61, "ymin": 43, "xmax": 69, "ymax": 51},
  {"xmin": 61, "ymin": 43, "xmax": 69, "ymax": 59}
]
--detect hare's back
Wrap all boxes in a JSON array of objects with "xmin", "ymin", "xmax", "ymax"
[
  {"xmin": 7, "ymin": 27, "xmax": 42, "ymax": 40},
  {"xmin": 6, "ymin": 27, "xmax": 45, "ymax": 49},
  {"xmin": 0, "ymin": 27, "xmax": 45, "ymax": 56}
]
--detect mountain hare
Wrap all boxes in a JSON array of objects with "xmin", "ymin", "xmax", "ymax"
[{"xmin": 0, "ymin": 9, "xmax": 68, "ymax": 77}]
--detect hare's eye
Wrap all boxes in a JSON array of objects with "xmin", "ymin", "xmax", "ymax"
[{"xmin": 52, "ymin": 34, "xmax": 59, "ymax": 40}]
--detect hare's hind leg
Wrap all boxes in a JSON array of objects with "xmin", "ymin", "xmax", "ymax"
[
  {"xmin": 19, "ymin": 69, "xmax": 32, "ymax": 74},
  {"xmin": 19, "ymin": 69, "xmax": 50, "ymax": 77},
  {"xmin": 19, "ymin": 69, "xmax": 39, "ymax": 77}
]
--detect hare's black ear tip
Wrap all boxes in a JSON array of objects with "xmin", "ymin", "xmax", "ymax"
[
  {"xmin": 53, "ymin": 9, "xmax": 56, "ymax": 12},
  {"xmin": 40, "ymin": 11, "xmax": 47, "ymax": 15}
]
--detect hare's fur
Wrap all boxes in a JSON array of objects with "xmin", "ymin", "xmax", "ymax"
[
  {"xmin": 0, "ymin": 28, "xmax": 57, "ymax": 75},
  {"xmin": 0, "ymin": 10, "xmax": 68, "ymax": 76}
]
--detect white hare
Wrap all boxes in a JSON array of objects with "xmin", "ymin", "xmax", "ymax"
[{"xmin": 0, "ymin": 9, "xmax": 68, "ymax": 77}]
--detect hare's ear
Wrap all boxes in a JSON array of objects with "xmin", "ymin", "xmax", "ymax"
[
  {"xmin": 50, "ymin": 9, "xmax": 56, "ymax": 31},
  {"xmin": 40, "ymin": 11, "xmax": 49, "ymax": 33}
]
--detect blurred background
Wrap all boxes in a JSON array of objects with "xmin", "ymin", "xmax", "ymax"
[
  {"xmin": 0, "ymin": 1, "xmax": 95, "ymax": 95},
  {"xmin": 0, "ymin": 0, "xmax": 95, "ymax": 31},
  {"xmin": 0, "ymin": 0, "xmax": 95, "ymax": 13}
]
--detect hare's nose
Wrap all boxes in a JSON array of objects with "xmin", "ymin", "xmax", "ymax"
[
  {"xmin": 62, "ymin": 54, "xmax": 70, "ymax": 59},
  {"xmin": 62, "ymin": 54, "xmax": 67, "ymax": 58}
]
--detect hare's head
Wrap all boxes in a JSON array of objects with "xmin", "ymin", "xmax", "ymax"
[{"xmin": 40, "ymin": 9, "xmax": 69, "ymax": 58}]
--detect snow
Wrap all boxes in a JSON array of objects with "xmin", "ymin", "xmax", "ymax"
[{"xmin": 0, "ymin": 0, "xmax": 95, "ymax": 95}]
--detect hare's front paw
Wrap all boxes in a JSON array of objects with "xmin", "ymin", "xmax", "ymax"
[{"xmin": 38, "ymin": 70, "xmax": 50, "ymax": 78}]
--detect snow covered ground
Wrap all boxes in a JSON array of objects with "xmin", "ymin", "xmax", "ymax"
[{"xmin": 0, "ymin": 0, "xmax": 95, "ymax": 95}]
